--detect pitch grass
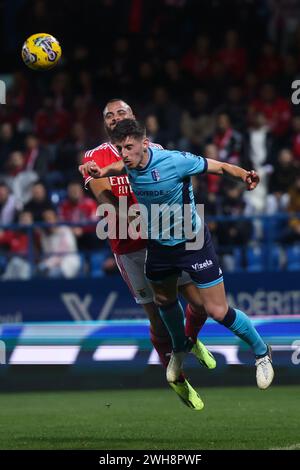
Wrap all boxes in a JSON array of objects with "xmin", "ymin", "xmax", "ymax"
[{"xmin": 0, "ymin": 386, "xmax": 299, "ymax": 450}]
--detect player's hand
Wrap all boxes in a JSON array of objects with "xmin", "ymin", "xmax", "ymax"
[
  {"xmin": 244, "ymin": 170, "xmax": 260, "ymax": 191},
  {"xmin": 78, "ymin": 161, "xmax": 103, "ymax": 178}
]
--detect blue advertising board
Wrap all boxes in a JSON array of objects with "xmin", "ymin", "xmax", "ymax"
[{"xmin": 0, "ymin": 271, "xmax": 299, "ymax": 323}]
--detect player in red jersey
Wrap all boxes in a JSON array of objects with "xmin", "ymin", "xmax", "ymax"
[{"xmin": 80, "ymin": 99, "xmax": 216, "ymax": 410}]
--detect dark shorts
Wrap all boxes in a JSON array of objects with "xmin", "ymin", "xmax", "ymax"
[{"xmin": 145, "ymin": 225, "xmax": 223, "ymax": 288}]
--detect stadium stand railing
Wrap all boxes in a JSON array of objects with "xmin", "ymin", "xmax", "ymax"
[{"xmin": 0, "ymin": 214, "xmax": 300, "ymax": 279}]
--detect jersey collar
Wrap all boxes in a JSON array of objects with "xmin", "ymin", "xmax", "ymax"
[{"xmin": 137, "ymin": 147, "xmax": 153, "ymax": 172}]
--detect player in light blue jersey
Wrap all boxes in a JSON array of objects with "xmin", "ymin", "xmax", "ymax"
[
  {"xmin": 84, "ymin": 119, "xmax": 274, "ymax": 392},
  {"xmin": 124, "ymin": 146, "xmax": 206, "ymax": 246},
  {"xmin": 79, "ymin": 100, "xmax": 216, "ymax": 411}
]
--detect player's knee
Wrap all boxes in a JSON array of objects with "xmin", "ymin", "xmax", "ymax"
[
  {"xmin": 204, "ymin": 303, "xmax": 228, "ymax": 321},
  {"xmin": 154, "ymin": 295, "xmax": 177, "ymax": 308},
  {"xmin": 187, "ymin": 300, "xmax": 205, "ymax": 312}
]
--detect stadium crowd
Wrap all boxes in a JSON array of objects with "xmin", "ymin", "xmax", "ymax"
[{"xmin": 1, "ymin": 0, "xmax": 300, "ymax": 279}]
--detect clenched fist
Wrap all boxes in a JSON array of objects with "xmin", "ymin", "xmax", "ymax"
[
  {"xmin": 78, "ymin": 160, "xmax": 103, "ymax": 178},
  {"xmin": 244, "ymin": 170, "xmax": 260, "ymax": 191}
]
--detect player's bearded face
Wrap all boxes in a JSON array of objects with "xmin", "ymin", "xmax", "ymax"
[{"xmin": 104, "ymin": 102, "xmax": 134, "ymax": 138}]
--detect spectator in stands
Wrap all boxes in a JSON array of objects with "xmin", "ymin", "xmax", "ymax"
[
  {"xmin": 37, "ymin": 209, "xmax": 81, "ymax": 278},
  {"xmin": 50, "ymin": 72, "xmax": 72, "ymax": 111},
  {"xmin": 136, "ymin": 62, "xmax": 158, "ymax": 102},
  {"xmin": 180, "ymin": 89, "xmax": 215, "ymax": 153},
  {"xmin": 204, "ymin": 143, "xmax": 222, "ymax": 195},
  {"xmin": 24, "ymin": 182, "xmax": 54, "ymax": 222},
  {"xmin": 244, "ymin": 72, "xmax": 259, "ymax": 102},
  {"xmin": 110, "ymin": 37, "xmax": 132, "ymax": 87},
  {"xmin": 217, "ymin": 30, "xmax": 247, "ymax": 80},
  {"xmin": 267, "ymin": 148, "xmax": 300, "ymax": 214},
  {"xmin": 192, "ymin": 144, "xmax": 221, "ymax": 246},
  {"xmin": 58, "ymin": 181, "xmax": 98, "ymax": 250},
  {"xmin": 72, "ymin": 95, "xmax": 102, "ymax": 141},
  {"xmin": 143, "ymin": 86, "xmax": 182, "ymax": 148},
  {"xmin": 34, "ymin": 96, "xmax": 71, "ymax": 145},
  {"xmin": 1, "ymin": 210, "xmax": 34, "ymax": 280},
  {"xmin": 23, "ymin": 134, "xmax": 49, "ymax": 181},
  {"xmin": 54, "ymin": 122, "xmax": 96, "ymax": 186},
  {"xmin": 76, "ymin": 70, "xmax": 94, "ymax": 105},
  {"xmin": 215, "ymin": 85, "xmax": 247, "ymax": 132},
  {"xmin": 269, "ymin": 148, "xmax": 300, "ymax": 194},
  {"xmin": 145, "ymin": 114, "xmax": 165, "ymax": 146},
  {"xmin": 209, "ymin": 61, "xmax": 230, "ymax": 105},
  {"xmin": 289, "ymin": 116, "xmax": 300, "ymax": 161},
  {"xmin": 256, "ymin": 42, "xmax": 282, "ymax": 81},
  {"xmin": 244, "ymin": 112, "xmax": 274, "ymax": 169},
  {"xmin": 3, "ymin": 150, "xmax": 25, "ymax": 178},
  {"xmin": 207, "ymin": 113, "xmax": 243, "ymax": 165},
  {"xmin": 0, "ymin": 123, "xmax": 21, "ymax": 172},
  {"xmin": 280, "ymin": 175, "xmax": 300, "ymax": 243},
  {"xmin": 270, "ymin": 0, "xmax": 300, "ymax": 52},
  {"xmin": 181, "ymin": 35, "xmax": 214, "ymax": 83},
  {"xmin": 243, "ymin": 112, "xmax": 275, "ymax": 213},
  {"xmin": 278, "ymin": 54, "xmax": 298, "ymax": 98},
  {"xmin": 216, "ymin": 183, "xmax": 252, "ymax": 271},
  {"xmin": 250, "ymin": 83, "xmax": 291, "ymax": 142},
  {"xmin": 0, "ymin": 90, "xmax": 23, "ymax": 129},
  {"xmin": 3, "ymin": 151, "xmax": 38, "ymax": 208},
  {"xmin": 162, "ymin": 59, "xmax": 189, "ymax": 104},
  {"xmin": 0, "ymin": 182, "xmax": 16, "ymax": 225}
]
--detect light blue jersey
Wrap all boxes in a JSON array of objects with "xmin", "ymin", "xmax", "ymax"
[{"xmin": 126, "ymin": 148, "xmax": 207, "ymax": 245}]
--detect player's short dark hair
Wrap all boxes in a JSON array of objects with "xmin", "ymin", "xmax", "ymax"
[
  {"xmin": 103, "ymin": 98, "xmax": 133, "ymax": 116},
  {"xmin": 110, "ymin": 119, "xmax": 146, "ymax": 143}
]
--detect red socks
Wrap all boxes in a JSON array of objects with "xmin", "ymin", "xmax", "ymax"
[
  {"xmin": 150, "ymin": 328, "xmax": 185, "ymax": 382},
  {"xmin": 185, "ymin": 303, "xmax": 208, "ymax": 343}
]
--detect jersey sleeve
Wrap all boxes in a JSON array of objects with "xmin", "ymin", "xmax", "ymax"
[
  {"xmin": 172, "ymin": 151, "xmax": 207, "ymax": 178},
  {"xmin": 82, "ymin": 143, "xmax": 122, "ymax": 188},
  {"xmin": 81, "ymin": 151, "xmax": 96, "ymax": 188}
]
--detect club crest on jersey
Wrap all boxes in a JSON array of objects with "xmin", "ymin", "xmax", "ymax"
[{"xmin": 151, "ymin": 169, "xmax": 160, "ymax": 181}]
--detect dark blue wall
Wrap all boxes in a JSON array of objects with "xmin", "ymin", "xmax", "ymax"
[{"xmin": 0, "ymin": 271, "xmax": 299, "ymax": 323}]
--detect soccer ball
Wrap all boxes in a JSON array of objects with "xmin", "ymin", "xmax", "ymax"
[{"xmin": 21, "ymin": 33, "xmax": 62, "ymax": 70}]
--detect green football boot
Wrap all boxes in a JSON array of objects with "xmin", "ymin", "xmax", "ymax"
[
  {"xmin": 169, "ymin": 378, "xmax": 204, "ymax": 411},
  {"xmin": 190, "ymin": 339, "xmax": 216, "ymax": 369}
]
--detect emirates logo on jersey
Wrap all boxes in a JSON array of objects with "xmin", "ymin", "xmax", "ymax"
[
  {"xmin": 109, "ymin": 175, "xmax": 133, "ymax": 195},
  {"xmin": 151, "ymin": 169, "xmax": 160, "ymax": 181}
]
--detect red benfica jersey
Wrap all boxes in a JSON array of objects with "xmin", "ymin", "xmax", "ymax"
[{"xmin": 82, "ymin": 141, "xmax": 162, "ymax": 254}]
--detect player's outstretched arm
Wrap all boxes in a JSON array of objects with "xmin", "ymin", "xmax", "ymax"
[
  {"xmin": 78, "ymin": 160, "xmax": 125, "ymax": 178},
  {"xmin": 206, "ymin": 158, "xmax": 260, "ymax": 191}
]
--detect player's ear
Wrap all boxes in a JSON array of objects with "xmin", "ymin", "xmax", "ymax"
[{"xmin": 143, "ymin": 137, "xmax": 150, "ymax": 149}]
